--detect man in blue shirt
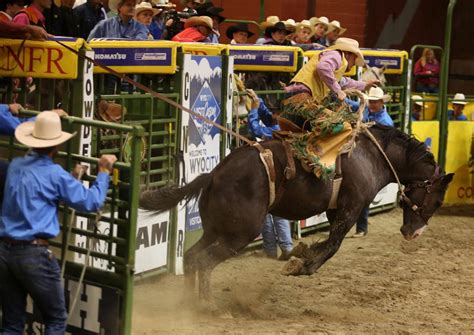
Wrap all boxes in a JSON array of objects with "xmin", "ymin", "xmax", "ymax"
[
  {"xmin": 74, "ymin": 0, "xmax": 106, "ymax": 40},
  {"xmin": 88, "ymin": 0, "xmax": 148, "ymax": 40},
  {"xmin": 448, "ymin": 92, "xmax": 468, "ymax": 121},
  {"xmin": 354, "ymin": 87, "xmax": 394, "ymax": 237},
  {"xmin": 0, "ymin": 111, "xmax": 117, "ymax": 334},
  {"xmin": 246, "ymin": 89, "xmax": 293, "ymax": 260}
]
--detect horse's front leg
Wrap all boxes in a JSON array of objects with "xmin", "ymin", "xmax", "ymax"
[{"xmin": 283, "ymin": 208, "xmax": 359, "ymax": 275}]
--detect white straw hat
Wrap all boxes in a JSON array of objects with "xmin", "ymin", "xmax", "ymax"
[
  {"xmin": 295, "ymin": 20, "xmax": 315, "ymax": 37},
  {"xmin": 453, "ymin": 93, "xmax": 467, "ymax": 105},
  {"xmin": 15, "ymin": 111, "xmax": 75, "ymax": 148},
  {"xmin": 412, "ymin": 95, "xmax": 424, "ymax": 107},
  {"xmin": 327, "ymin": 20, "xmax": 347, "ymax": 35},
  {"xmin": 184, "ymin": 16, "xmax": 215, "ymax": 31},
  {"xmin": 259, "ymin": 15, "xmax": 280, "ymax": 30},
  {"xmin": 309, "ymin": 16, "xmax": 329, "ymax": 27},
  {"xmin": 367, "ymin": 87, "xmax": 391, "ymax": 102},
  {"xmin": 135, "ymin": 2, "xmax": 160, "ymax": 17},
  {"xmin": 284, "ymin": 19, "xmax": 297, "ymax": 32},
  {"xmin": 328, "ymin": 37, "xmax": 365, "ymax": 67}
]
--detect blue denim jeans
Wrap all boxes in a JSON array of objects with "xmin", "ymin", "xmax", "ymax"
[
  {"xmin": 356, "ymin": 207, "xmax": 369, "ymax": 233},
  {"xmin": 262, "ymin": 214, "xmax": 293, "ymax": 257},
  {"xmin": 0, "ymin": 242, "xmax": 67, "ymax": 335}
]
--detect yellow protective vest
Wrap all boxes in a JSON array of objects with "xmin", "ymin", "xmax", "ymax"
[{"xmin": 291, "ymin": 51, "xmax": 348, "ymax": 102}]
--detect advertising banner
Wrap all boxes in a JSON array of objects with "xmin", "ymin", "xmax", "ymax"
[
  {"xmin": 0, "ymin": 38, "xmax": 83, "ymax": 79},
  {"xmin": 180, "ymin": 55, "xmax": 223, "ymax": 232},
  {"xmin": 411, "ymin": 121, "xmax": 440, "ymax": 161},
  {"xmin": 229, "ymin": 45, "xmax": 299, "ymax": 72},
  {"xmin": 444, "ymin": 121, "xmax": 474, "ymax": 204}
]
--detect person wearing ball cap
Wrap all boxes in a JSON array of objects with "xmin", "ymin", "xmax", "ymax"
[{"xmin": 0, "ymin": 111, "xmax": 117, "ymax": 333}]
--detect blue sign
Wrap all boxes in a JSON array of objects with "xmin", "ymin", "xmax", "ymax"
[
  {"xmin": 230, "ymin": 49, "xmax": 295, "ymax": 67},
  {"xmin": 92, "ymin": 47, "xmax": 173, "ymax": 67},
  {"xmin": 364, "ymin": 55, "xmax": 402, "ymax": 70}
]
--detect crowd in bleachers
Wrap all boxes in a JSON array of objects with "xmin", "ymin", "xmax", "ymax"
[{"xmin": 0, "ymin": 0, "xmax": 347, "ymax": 48}]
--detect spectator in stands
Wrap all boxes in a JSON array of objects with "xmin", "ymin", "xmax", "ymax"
[
  {"xmin": 293, "ymin": 20, "xmax": 314, "ymax": 44},
  {"xmin": 448, "ymin": 93, "xmax": 468, "ymax": 121},
  {"xmin": 245, "ymin": 89, "xmax": 293, "ymax": 260},
  {"xmin": 0, "ymin": 0, "xmax": 25, "ymax": 22},
  {"xmin": 45, "ymin": 0, "xmax": 78, "ymax": 37},
  {"xmin": 354, "ymin": 87, "xmax": 394, "ymax": 237},
  {"xmin": 325, "ymin": 20, "xmax": 346, "ymax": 46},
  {"xmin": 0, "ymin": 20, "xmax": 49, "ymax": 40},
  {"xmin": 284, "ymin": 18, "xmax": 296, "ymax": 40},
  {"xmin": 260, "ymin": 21, "xmax": 292, "ymax": 46},
  {"xmin": 181, "ymin": 0, "xmax": 204, "ymax": 15},
  {"xmin": 88, "ymin": 0, "xmax": 148, "ymax": 40},
  {"xmin": 411, "ymin": 95, "xmax": 424, "ymax": 121},
  {"xmin": 256, "ymin": 15, "xmax": 279, "ymax": 44},
  {"xmin": 226, "ymin": 22, "xmax": 254, "ymax": 44},
  {"xmin": 74, "ymin": 0, "xmax": 106, "ymax": 39},
  {"xmin": 198, "ymin": 6, "xmax": 225, "ymax": 43},
  {"xmin": 413, "ymin": 48, "xmax": 440, "ymax": 93},
  {"xmin": 171, "ymin": 15, "xmax": 214, "ymax": 42},
  {"xmin": 0, "ymin": 111, "xmax": 116, "ymax": 334},
  {"xmin": 149, "ymin": 0, "xmax": 176, "ymax": 40},
  {"xmin": 134, "ymin": 1, "xmax": 159, "ymax": 39},
  {"xmin": 12, "ymin": 0, "xmax": 51, "ymax": 30},
  {"xmin": 287, "ymin": 38, "xmax": 378, "ymax": 103},
  {"xmin": 309, "ymin": 16, "xmax": 329, "ymax": 46}
]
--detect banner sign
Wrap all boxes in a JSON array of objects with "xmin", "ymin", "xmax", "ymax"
[
  {"xmin": 0, "ymin": 38, "xmax": 83, "ymax": 79},
  {"xmin": 89, "ymin": 40, "xmax": 177, "ymax": 74},
  {"xmin": 135, "ymin": 209, "xmax": 170, "ymax": 274},
  {"xmin": 411, "ymin": 121, "xmax": 440, "ymax": 161},
  {"xmin": 25, "ymin": 279, "xmax": 120, "ymax": 335},
  {"xmin": 180, "ymin": 55, "xmax": 223, "ymax": 232},
  {"xmin": 229, "ymin": 45, "xmax": 299, "ymax": 72},
  {"xmin": 444, "ymin": 121, "xmax": 474, "ymax": 204}
]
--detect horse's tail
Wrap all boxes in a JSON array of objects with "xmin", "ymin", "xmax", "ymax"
[{"xmin": 139, "ymin": 173, "xmax": 212, "ymax": 213}]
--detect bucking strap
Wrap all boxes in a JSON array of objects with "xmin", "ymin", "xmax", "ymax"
[
  {"xmin": 328, "ymin": 154, "xmax": 343, "ymax": 209},
  {"xmin": 253, "ymin": 143, "xmax": 276, "ymax": 208}
]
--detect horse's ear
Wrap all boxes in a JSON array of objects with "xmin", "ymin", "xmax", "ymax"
[
  {"xmin": 381, "ymin": 65, "xmax": 387, "ymax": 72},
  {"xmin": 442, "ymin": 173, "xmax": 454, "ymax": 186}
]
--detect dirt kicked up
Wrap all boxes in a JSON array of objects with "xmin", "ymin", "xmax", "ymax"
[{"xmin": 133, "ymin": 206, "xmax": 474, "ymax": 334}]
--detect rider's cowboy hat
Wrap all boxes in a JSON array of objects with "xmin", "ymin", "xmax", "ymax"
[
  {"xmin": 15, "ymin": 111, "xmax": 75, "ymax": 148},
  {"xmin": 309, "ymin": 16, "xmax": 329, "ymax": 27},
  {"xmin": 134, "ymin": 2, "xmax": 160, "ymax": 17},
  {"xmin": 367, "ymin": 87, "xmax": 391, "ymax": 103},
  {"xmin": 226, "ymin": 23, "xmax": 254, "ymax": 39},
  {"xmin": 259, "ymin": 16, "xmax": 280, "ymax": 30},
  {"xmin": 328, "ymin": 37, "xmax": 365, "ymax": 67},
  {"xmin": 453, "ymin": 93, "xmax": 467, "ymax": 105},
  {"xmin": 327, "ymin": 20, "xmax": 347, "ymax": 35},
  {"xmin": 295, "ymin": 20, "xmax": 315, "ymax": 37},
  {"xmin": 412, "ymin": 95, "xmax": 425, "ymax": 107},
  {"xmin": 185, "ymin": 16, "xmax": 216, "ymax": 33}
]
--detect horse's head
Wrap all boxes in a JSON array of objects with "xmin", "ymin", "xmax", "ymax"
[
  {"xmin": 361, "ymin": 65, "xmax": 387, "ymax": 88},
  {"xmin": 399, "ymin": 171, "xmax": 454, "ymax": 240}
]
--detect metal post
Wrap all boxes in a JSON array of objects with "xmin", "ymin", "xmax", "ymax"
[
  {"xmin": 438, "ymin": 0, "xmax": 457, "ymax": 170},
  {"xmin": 259, "ymin": 0, "xmax": 265, "ymax": 23}
]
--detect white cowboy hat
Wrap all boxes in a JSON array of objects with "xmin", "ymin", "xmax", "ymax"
[
  {"xmin": 327, "ymin": 20, "xmax": 347, "ymax": 35},
  {"xmin": 309, "ymin": 16, "xmax": 329, "ymax": 27},
  {"xmin": 151, "ymin": 0, "xmax": 176, "ymax": 8},
  {"xmin": 328, "ymin": 37, "xmax": 365, "ymax": 67},
  {"xmin": 367, "ymin": 87, "xmax": 391, "ymax": 103},
  {"xmin": 259, "ymin": 15, "xmax": 280, "ymax": 30},
  {"xmin": 15, "ymin": 111, "xmax": 75, "ymax": 148},
  {"xmin": 109, "ymin": 0, "xmax": 139, "ymax": 13},
  {"xmin": 135, "ymin": 2, "xmax": 160, "ymax": 17},
  {"xmin": 453, "ymin": 93, "xmax": 467, "ymax": 105},
  {"xmin": 284, "ymin": 19, "xmax": 297, "ymax": 32},
  {"xmin": 184, "ymin": 15, "xmax": 215, "ymax": 32},
  {"xmin": 412, "ymin": 95, "xmax": 424, "ymax": 107},
  {"xmin": 295, "ymin": 20, "xmax": 315, "ymax": 37}
]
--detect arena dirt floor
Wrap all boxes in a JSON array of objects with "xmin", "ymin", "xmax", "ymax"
[{"xmin": 133, "ymin": 206, "xmax": 474, "ymax": 334}]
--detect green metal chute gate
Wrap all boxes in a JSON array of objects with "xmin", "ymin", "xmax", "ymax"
[{"xmin": 0, "ymin": 112, "xmax": 143, "ymax": 335}]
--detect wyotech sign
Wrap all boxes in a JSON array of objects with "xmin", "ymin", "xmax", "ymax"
[{"xmin": 181, "ymin": 56, "xmax": 223, "ymax": 232}]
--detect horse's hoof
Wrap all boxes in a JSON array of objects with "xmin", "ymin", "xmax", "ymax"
[{"xmin": 281, "ymin": 256, "xmax": 305, "ymax": 276}]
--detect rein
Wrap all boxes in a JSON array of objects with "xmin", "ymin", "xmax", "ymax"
[{"xmin": 363, "ymin": 128, "xmax": 442, "ymax": 221}]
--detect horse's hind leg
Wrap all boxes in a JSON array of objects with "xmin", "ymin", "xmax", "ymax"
[
  {"xmin": 196, "ymin": 237, "xmax": 250, "ymax": 303},
  {"xmin": 183, "ymin": 231, "xmax": 217, "ymax": 294}
]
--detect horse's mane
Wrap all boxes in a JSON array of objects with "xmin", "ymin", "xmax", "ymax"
[{"xmin": 372, "ymin": 124, "xmax": 437, "ymax": 167}]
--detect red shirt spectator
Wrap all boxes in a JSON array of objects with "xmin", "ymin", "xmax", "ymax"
[
  {"xmin": 414, "ymin": 48, "xmax": 440, "ymax": 93},
  {"xmin": 172, "ymin": 16, "xmax": 214, "ymax": 43},
  {"xmin": 12, "ymin": 1, "xmax": 48, "ymax": 29}
]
